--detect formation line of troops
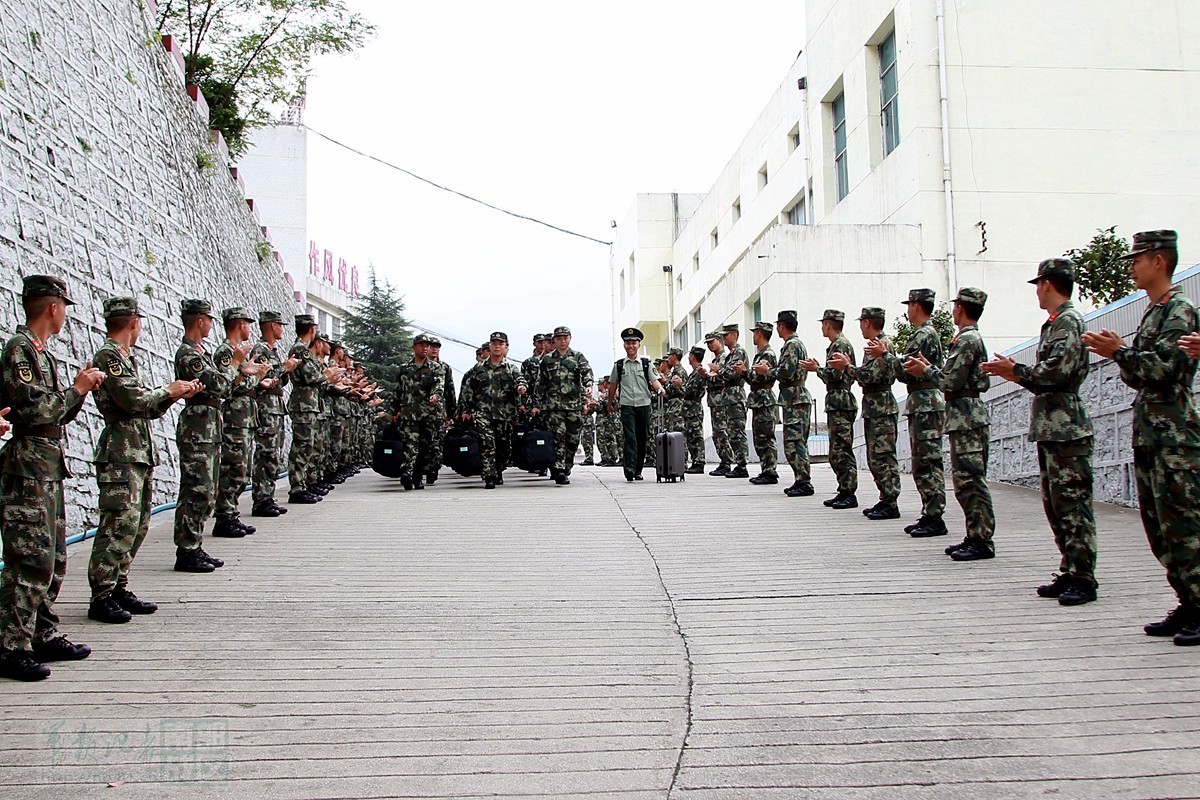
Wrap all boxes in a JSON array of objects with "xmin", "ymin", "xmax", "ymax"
[{"xmin": 0, "ymin": 282, "xmax": 383, "ymax": 682}]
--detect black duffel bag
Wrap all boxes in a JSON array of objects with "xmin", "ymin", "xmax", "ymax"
[
  {"xmin": 444, "ymin": 425, "xmax": 483, "ymax": 477},
  {"xmin": 517, "ymin": 424, "xmax": 555, "ymax": 471},
  {"xmin": 372, "ymin": 424, "xmax": 407, "ymax": 478}
]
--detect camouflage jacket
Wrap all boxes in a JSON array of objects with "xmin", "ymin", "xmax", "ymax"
[
  {"xmin": 92, "ymin": 337, "xmax": 174, "ymax": 466},
  {"xmin": 459, "ymin": 359, "xmax": 526, "ymax": 421},
  {"xmin": 816, "ymin": 334, "xmax": 858, "ymax": 414},
  {"xmin": 287, "ymin": 340, "xmax": 325, "ymax": 415},
  {"xmin": 1014, "ymin": 301, "xmax": 1093, "ymax": 442},
  {"xmin": 0, "ymin": 325, "xmax": 87, "ymax": 479},
  {"xmin": 213, "ymin": 339, "xmax": 257, "ymax": 430},
  {"xmin": 1115, "ymin": 286, "xmax": 1200, "ymax": 448},
  {"xmin": 521, "ymin": 354, "xmax": 542, "ymax": 400},
  {"xmin": 439, "ymin": 362, "xmax": 457, "ymax": 420},
  {"xmin": 770, "ymin": 333, "xmax": 813, "ymax": 408},
  {"xmin": 924, "ymin": 325, "xmax": 990, "ymax": 433},
  {"xmin": 847, "ymin": 333, "xmax": 898, "ymax": 419},
  {"xmin": 704, "ymin": 349, "xmax": 723, "ymax": 408},
  {"xmin": 885, "ymin": 321, "xmax": 945, "ymax": 416},
  {"xmin": 534, "ymin": 348, "xmax": 593, "ymax": 412},
  {"xmin": 681, "ymin": 367, "xmax": 707, "ymax": 418},
  {"xmin": 174, "ymin": 335, "xmax": 231, "ymax": 444},
  {"xmin": 745, "ymin": 346, "xmax": 778, "ymax": 410},
  {"xmin": 663, "ymin": 364, "xmax": 689, "ymax": 416},
  {"xmin": 710, "ymin": 343, "xmax": 749, "ymax": 407},
  {"xmin": 392, "ymin": 358, "xmax": 445, "ymax": 420},
  {"xmin": 250, "ymin": 340, "xmax": 289, "ymax": 420}
]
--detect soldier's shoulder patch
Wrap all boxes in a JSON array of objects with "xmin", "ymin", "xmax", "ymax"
[
  {"xmin": 16, "ymin": 361, "xmax": 33, "ymax": 383},
  {"xmin": 186, "ymin": 355, "xmax": 204, "ymax": 374},
  {"xmin": 218, "ymin": 352, "xmax": 233, "ymax": 367}
]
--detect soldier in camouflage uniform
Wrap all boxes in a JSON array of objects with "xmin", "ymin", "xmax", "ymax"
[
  {"xmin": 459, "ymin": 331, "xmax": 527, "ymax": 489},
  {"xmin": 763, "ymin": 310, "xmax": 814, "ymax": 497},
  {"xmin": 680, "ymin": 346, "xmax": 708, "ymax": 473},
  {"xmin": 738, "ymin": 321, "xmax": 779, "ymax": 484},
  {"xmin": 868, "ymin": 288, "xmax": 947, "ymax": 536},
  {"xmin": 711, "ymin": 324, "xmax": 750, "ymax": 479},
  {"xmin": 0, "ymin": 276, "xmax": 104, "ymax": 682},
  {"xmin": 287, "ymin": 315, "xmax": 333, "ymax": 505},
  {"xmin": 703, "ymin": 332, "xmax": 729, "ymax": 474},
  {"xmin": 391, "ymin": 334, "xmax": 445, "ymax": 490},
  {"xmin": 579, "ymin": 385, "xmax": 598, "ymax": 466},
  {"xmin": 644, "ymin": 358, "xmax": 667, "ymax": 468},
  {"xmin": 662, "ymin": 349, "xmax": 688, "ymax": 437},
  {"xmin": 426, "ymin": 337, "xmax": 453, "ymax": 482},
  {"xmin": 805, "ymin": 310, "xmax": 858, "ymax": 507},
  {"xmin": 213, "ymin": 308, "xmax": 268, "ymax": 538},
  {"xmin": 533, "ymin": 326, "xmax": 592, "ymax": 484},
  {"xmin": 909, "ymin": 288, "xmax": 994, "ymax": 559},
  {"xmin": 1085, "ymin": 231, "xmax": 1200, "ymax": 638},
  {"xmin": 830, "ymin": 308, "xmax": 901, "ymax": 519},
  {"xmin": 86, "ymin": 297, "xmax": 200, "ymax": 625},
  {"xmin": 596, "ymin": 377, "xmax": 621, "ymax": 466},
  {"xmin": 987, "ymin": 259, "xmax": 1097, "ymax": 604},
  {"xmin": 250, "ymin": 311, "xmax": 296, "ymax": 517},
  {"xmin": 173, "ymin": 299, "xmax": 239, "ymax": 573},
  {"xmin": 521, "ymin": 334, "xmax": 547, "ymax": 408}
]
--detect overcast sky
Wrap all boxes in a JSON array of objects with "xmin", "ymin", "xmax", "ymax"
[{"xmin": 304, "ymin": 1, "xmax": 806, "ymax": 377}]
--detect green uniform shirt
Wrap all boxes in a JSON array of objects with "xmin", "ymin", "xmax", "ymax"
[{"xmin": 610, "ymin": 357, "xmax": 652, "ymax": 408}]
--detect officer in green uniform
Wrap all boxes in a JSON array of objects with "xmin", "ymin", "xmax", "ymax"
[
  {"xmin": 0, "ymin": 276, "xmax": 104, "ymax": 681},
  {"xmin": 250, "ymin": 311, "xmax": 296, "ymax": 517},
  {"xmin": 213, "ymin": 307, "xmax": 267, "ymax": 537},
  {"xmin": 87, "ymin": 297, "xmax": 201, "ymax": 624},
  {"xmin": 805, "ymin": 310, "xmax": 858, "ymax": 507}
]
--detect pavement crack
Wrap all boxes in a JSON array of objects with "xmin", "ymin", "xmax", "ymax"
[{"xmin": 593, "ymin": 473, "xmax": 694, "ymax": 799}]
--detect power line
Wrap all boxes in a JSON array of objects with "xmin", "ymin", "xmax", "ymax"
[{"xmin": 303, "ymin": 125, "xmax": 613, "ymax": 247}]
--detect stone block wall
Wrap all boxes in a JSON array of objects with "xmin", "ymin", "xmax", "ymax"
[{"xmin": 0, "ymin": 0, "xmax": 297, "ymax": 534}]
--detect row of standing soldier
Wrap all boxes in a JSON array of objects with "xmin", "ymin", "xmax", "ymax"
[{"xmin": 0, "ymin": 284, "xmax": 384, "ymax": 682}]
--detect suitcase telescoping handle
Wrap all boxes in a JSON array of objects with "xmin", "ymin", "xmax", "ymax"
[{"xmin": 657, "ymin": 391, "xmax": 665, "ymax": 427}]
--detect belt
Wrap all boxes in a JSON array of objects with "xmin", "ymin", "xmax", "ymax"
[
  {"xmin": 185, "ymin": 397, "xmax": 222, "ymax": 409},
  {"xmin": 264, "ymin": 387, "xmax": 285, "ymax": 397},
  {"xmin": 907, "ymin": 381, "xmax": 936, "ymax": 391},
  {"xmin": 944, "ymin": 390, "xmax": 980, "ymax": 401},
  {"xmin": 12, "ymin": 424, "xmax": 63, "ymax": 439},
  {"xmin": 860, "ymin": 384, "xmax": 892, "ymax": 394}
]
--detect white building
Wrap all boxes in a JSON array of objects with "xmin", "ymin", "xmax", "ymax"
[
  {"xmin": 612, "ymin": 0, "xmax": 1200, "ymax": 404},
  {"xmin": 238, "ymin": 120, "xmax": 362, "ymax": 336}
]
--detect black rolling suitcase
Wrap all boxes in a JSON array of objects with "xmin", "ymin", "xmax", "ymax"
[
  {"xmin": 371, "ymin": 424, "xmax": 407, "ymax": 478},
  {"xmin": 654, "ymin": 395, "xmax": 686, "ymax": 483}
]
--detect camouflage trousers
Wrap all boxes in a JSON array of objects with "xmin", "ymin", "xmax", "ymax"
[
  {"xmin": 330, "ymin": 417, "xmax": 347, "ymax": 470},
  {"xmin": 1134, "ymin": 445, "xmax": 1200, "ymax": 607},
  {"xmin": 646, "ymin": 406, "xmax": 661, "ymax": 466},
  {"xmin": 252, "ymin": 413, "xmax": 286, "ymax": 506},
  {"xmin": 542, "ymin": 408, "xmax": 583, "ymax": 474},
  {"xmin": 908, "ymin": 411, "xmax": 946, "ymax": 520},
  {"xmin": 475, "ymin": 417, "xmax": 513, "ymax": 480},
  {"xmin": 949, "ymin": 426, "xmax": 995, "ymax": 547},
  {"xmin": 781, "ymin": 404, "xmax": 812, "ymax": 484},
  {"xmin": 426, "ymin": 419, "xmax": 446, "ymax": 476},
  {"xmin": 1038, "ymin": 438, "xmax": 1097, "ymax": 585},
  {"xmin": 683, "ymin": 412, "xmax": 705, "ymax": 467},
  {"xmin": 398, "ymin": 416, "xmax": 441, "ymax": 479},
  {"xmin": 216, "ymin": 426, "xmax": 254, "ymax": 521},
  {"xmin": 315, "ymin": 416, "xmax": 332, "ymax": 481},
  {"xmin": 664, "ymin": 402, "xmax": 684, "ymax": 434},
  {"xmin": 750, "ymin": 406, "xmax": 780, "ymax": 476},
  {"xmin": 716, "ymin": 404, "xmax": 749, "ymax": 466},
  {"xmin": 579, "ymin": 414, "xmax": 596, "ymax": 462},
  {"xmin": 89, "ymin": 463, "xmax": 152, "ymax": 601},
  {"xmin": 0, "ymin": 474, "xmax": 66, "ymax": 652},
  {"xmin": 598, "ymin": 414, "xmax": 622, "ymax": 463},
  {"xmin": 288, "ymin": 413, "xmax": 317, "ymax": 494},
  {"xmin": 827, "ymin": 410, "xmax": 858, "ymax": 494},
  {"xmin": 863, "ymin": 413, "xmax": 901, "ymax": 504},
  {"xmin": 175, "ymin": 418, "xmax": 221, "ymax": 550}
]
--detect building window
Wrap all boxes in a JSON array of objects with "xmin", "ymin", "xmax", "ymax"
[
  {"xmin": 676, "ymin": 274, "xmax": 683, "ymax": 293},
  {"xmin": 788, "ymin": 124, "xmax": 801, "ymax": 154},
  {"xmin": 619, "ymin": 270, "xmax": 625, "ymax": 306},
  {"xmin": 880, "ymin": 31, "xmax": 900, "ymax": 156},
  {"xmin": 732, "ymin": 198, "xmax": 741, "ymax": 223},
  {"xmin": 677, "ymin": 323, "xmax": 688, "ymax": 352},
  {"xmin": 692, "ymin": 307, "xmax": 703, "ymax": 342},
  {"xmin": 628, "ymin": 253, "xmax": 636, "ymax": 291},
  {"xmin": 787, "ymin": 198, "xmax": 806, "ymax": 225},
  {"xmin": 758, "ymin": 163, "xmax": 769, "ymax": 191},
  {"xmin": 711, "ymin": 228, "xmax": 719, "ymax": 249},
  {"xmin": 833, "ymin": 92, "xmax": 849, "ymax": 201},
  {"xmin": 692, "ymin": 253, "xmax": 699, "ymax": 273},
  {"xmin": 752, "ymin": 298, "xmax": 762, "ymax": 323}
]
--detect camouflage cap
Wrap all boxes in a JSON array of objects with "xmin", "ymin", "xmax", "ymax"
[
  {"xmin": 313, "ymin": 331, "xmax": 331, "ymax": 343},
  {"xmin": 413, "ymin": 333, "xmax": 431, "ymax": 345},
  {"xmin": 490, "ymin": 331, "xmax": 509, "ymax": 343},
  {"xmin": 259, "ymin": 310, "xmax": 287, "ymax": 325},
  {"xmin": 1028, "ymin": 258, "xmax": 1075, "ymax": 285},
  {"xmin": 532, "ymin": 333, "xmax": 547, "ymax": 343},
  {"xmin": 653, "ymin": 357, "xmax": 664, "ymax": 366},
  {"xmin": 553, "ymin": 325, "xmax": 571, "ymax": 337},
  {"xmin": 621, "ymin": 327, "xmax": 644, "ymax": 342},
  {"xmin": 667, "ymin": 347, "xmax": 684, "ymax": 358},
  {"xmin": 703, "ymin": 331, "xmax": 722, "ymax": 343},
  {"xmin": 819, "ymin": 309, "xmax": 845, "ymax": 323},
  {"xmin": 181, "ymin": 299, "xmax": 215, "ymax": 317},
  {"xmin": 22, "ymin": 275, "xmax": 75, "ymax": 305},
  {"xmin": 541, "ymin": 332, "xmax": 554, "ymax": 340},
  {"xmin": 294, "ymin": 313, "xmax": 316, "ymax": 326},
  {"xmin": 329, "ymin": 340, "xmax": 345, "ymax": 352},
  {"xmin": 955, "ymin": 287, "xmax": 988, "ymax": 307},
  {"xmin": 1120, "ymin": 229, "xmax": 1178, "ymax": 260},
  {"xmin": 721, "ymin": 323, "xmax": 739, "ymax": 334},
  {"xmin": 102, "ymin": 296, "xmax": 143, "ymax": 319},
  {"xmin": 776, "ymin": 309, "xmax": 798, "ymax": 325},
  {"xmin": 857, "ymin": 306, "xmax": 886, "ymax": 321},
  {"xmin": 689, "ymin": 345, "xmax": 707, "ymax": 359},
  {"xmin": 427, "ymin": 336, "xmax": 442, "ymax": 347},
  {"xmin": 901, "ymin": 288, "xmax": 936, "ymax": 305},
  {"xmin": 599, "ymin": 375, "xmax": 610, "ymax": 383},
  {"xmin": 222, "ymin": 306, "xmax": 255, "ymax": 323},
  {"xmin": 751, "ymin": 321, "xmax": 773, "ymax": 334}
]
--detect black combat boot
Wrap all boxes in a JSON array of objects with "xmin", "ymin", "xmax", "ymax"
[
  {"xmin": 784, "ymin": 481, "xmax": 814, "ymax": 497},
  {"xmin": 909, "ymin": 517, "xmax": 948, "ymax": 537},
  {"xmin": 88, "ymin": 595, "xmax": 132, "ymax": 624},
  {"xmin": 866, "ymin": 504, "xmax": 900, "ymax": 520},
  {"xmin": 709, "ymin": 463, "xmax": 730, "ymax": 477},
  {"xmin": 0, "ymin": 649, "xmax": 51, "ymax": 681},
  {"xmin": 830, "ymin": 493, "xmax": 858, "ymax": 510},
  {"xmin": 175, "ymin": 547, "xmax": 216, "ymax": 573},
  {"xmin": 1144, "ymin": 605, "xmax": 1197, "ymax": 636},
  {"xmin": 32, "ymin": 636, "xmax": 91, "ymax": 662},
  {"xmin": 1057, "ymin": 577, "xmax": 1097, "ymax": 606},
  {"xmin": 1035, "ymin": 573, "xmax": 1071, "ymax": 598},
  {"xmin": 113, "ymin": 587, "xmax": 157, "ymax": 615},
  {"xmin": 211, "ymin": 519, "xmax": 247, "ymax": 538}
]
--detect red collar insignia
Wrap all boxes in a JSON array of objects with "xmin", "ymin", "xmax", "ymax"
[
  {"xmin": 1047, "ymin": 312, "xmax": 1059, "ymax": 323},
  {"xmin": 30, "ymin": 337, "xmax": 43, "ymax": 352},
  {"xmin": 193, "ymin": 344, "xmax": 204, "ymax": 354}
]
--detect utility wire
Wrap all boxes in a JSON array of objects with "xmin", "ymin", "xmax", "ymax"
[{"xmin": 303, "ymin": 125, "xmax": 613, "ymax": 247}]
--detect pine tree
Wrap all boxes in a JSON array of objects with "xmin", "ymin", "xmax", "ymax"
[{"xmin": 341, "ymin": 267, "xmax": 413, "ymax": 396}]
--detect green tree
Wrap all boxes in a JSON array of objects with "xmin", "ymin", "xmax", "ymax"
[
  {"xmin": 341, "ymin": 268, "xmax": 413, "ymax": 397},
  {"xmin": 1064, "ymin": 226, "xmax": 1134, "ymax": 307},
  {"xmin": 891, "ymin": 303, "xmax": 955, "ymax": 353},
  {"xmin": 157, "ymin": 0, "xmax": 375, "ymax": 157}
]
